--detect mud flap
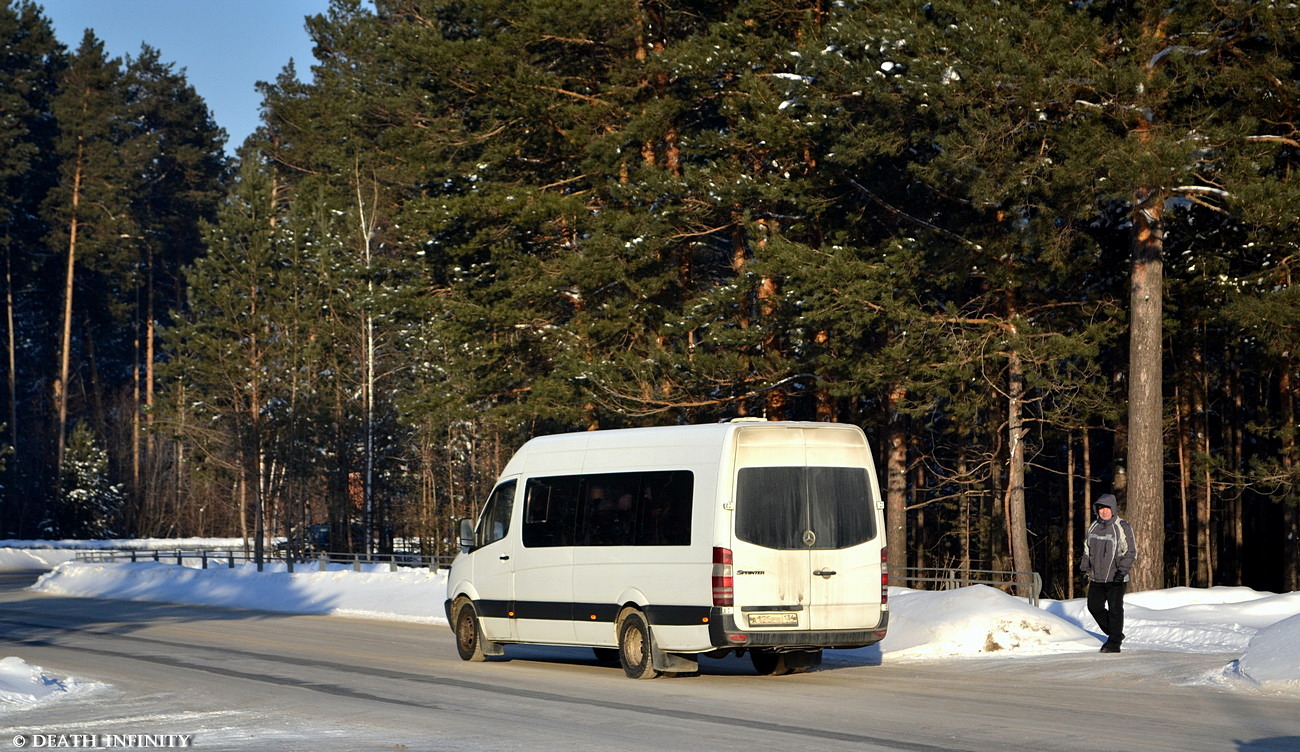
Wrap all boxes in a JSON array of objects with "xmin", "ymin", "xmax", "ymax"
[{"xmin": 651, "ymin": 636, "xmax": 699, "ymax": 673}]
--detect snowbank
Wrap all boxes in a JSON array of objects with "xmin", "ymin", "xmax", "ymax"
[
  {"xmin": 32, "ymin": 560, "xmax": 447, "ymax": 623},
  {"xmin": 0, "ymin": 547, "xmax": 78, "ymax": 570},
  {"xmin": 0, "ymin": 538, "xmax": 248, "ymax": 572},
  {"xmin": 1234, "ymin": 613, "xmax": 1300, "ymax": 692},
  {"xmin": 0, "ymin": 657, "xmax": 107, "ymax": 711},
  {"xmin": 0, "ymin": 538, "xmax": 248, "ymax": 551},
  {"xmin": 880, "ymin": 585, "xmax": 1097, "ymax": 657}
]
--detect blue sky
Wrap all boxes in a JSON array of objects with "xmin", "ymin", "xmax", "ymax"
[{"xmin": 38, "ymin": 0, "xmax": 331, "ymax": 153}]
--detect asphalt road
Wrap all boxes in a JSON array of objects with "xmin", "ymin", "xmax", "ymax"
[{"xmin": 1, "ymin": 571, "xmax": 1297, "ymax": 752}]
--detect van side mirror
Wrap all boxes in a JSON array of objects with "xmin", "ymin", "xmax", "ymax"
[{"xmin": 458, "ymin": 518, "xmax": 476, "ymax": 551}]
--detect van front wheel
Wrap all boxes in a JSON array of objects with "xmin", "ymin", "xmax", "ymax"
[
  {"xmin": 618, "ymin": 610, "xmax": 661, "ymax": 680},
  {"xmin": 454, "ymin": 600, "xmax": 487, "ymax": 662}
]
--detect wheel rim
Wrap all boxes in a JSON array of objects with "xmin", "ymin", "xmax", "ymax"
[
  {"xmin": 622, "ymin": 623, "xmax": 644, "ymax": 666},
  {"xmin": 618, "ymin": 624, "xmax": 639, "ymax": 658},
  {"xmin": 457, "ymin": 610, "xmax": 475, "ymax": 652}
]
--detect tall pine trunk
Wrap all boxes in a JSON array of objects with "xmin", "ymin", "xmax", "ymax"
[
  {"xmin": 1127, "ymin": 184, "xmax": 1166, "ymax": 591},
  {"xmin": 1284, "ymin": 360, "xmax": 1299, "ymax": 592},
  {"xmin": 885, "ymin": 384, "xmax": 907, "ymax": 578},
  {"xmin": 1005, "ymin": 345, "xmax": 1031, "ymax": 594},
  {"xmin": 56, "ymin": 150, "xmax": 84, "ymax": 475}
]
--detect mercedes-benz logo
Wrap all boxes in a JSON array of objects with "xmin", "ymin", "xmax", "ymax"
[{"xmin": 802, "ymin": 529, "xmax": 816, "ymax": 547}]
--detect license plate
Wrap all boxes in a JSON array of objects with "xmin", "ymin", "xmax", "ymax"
[{"xmin": 748, "ymin": 612, "xmax": 799, "ymax": 626}]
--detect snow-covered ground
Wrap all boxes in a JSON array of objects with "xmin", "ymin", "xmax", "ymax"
[{"xmin": 2, "ymin": 541, "xmax": 1298, "ymax": 713}]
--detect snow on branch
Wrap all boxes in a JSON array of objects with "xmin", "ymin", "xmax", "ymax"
[
  {"xmin": 1172, "ymin": 185, "xmax": 1232, "ymax": 200},
  {"xmin": 1247, "ymin": 135, "xmax": 1300, "ymax": 148}
]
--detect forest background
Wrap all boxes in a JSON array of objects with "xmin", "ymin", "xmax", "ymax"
[{"xmin": 2, "ymin": 0, "xmax": 1297, "ymax": 598}]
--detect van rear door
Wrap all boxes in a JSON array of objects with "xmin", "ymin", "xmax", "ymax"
[{"xmin": 730, "ymin": 426, "xmax": 882, "ymax": 633}]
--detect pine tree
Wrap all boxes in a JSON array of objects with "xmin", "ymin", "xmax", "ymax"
[
  {"xmin": 43, "ymin": 30, "xmax": 134, "ymax": 482},
  {"xmin": 44, "ymin": 421, "xmax": 123, "ymax": 538},
  {"xmin": 117, "ymin": 44, "xmax": 228, "ymax": 527},
  {"xmin": 161, "ymin": 151, "xmax": 296, "ymax": 561},
  {"xmin": 0, "ymin": 0, "xmax": 64, "ymax": 533},
  {"xmin": 1064, "ymin": 0, "xmax": 1300, "ymax": 589}
]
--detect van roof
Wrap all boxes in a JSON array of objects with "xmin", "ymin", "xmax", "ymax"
[{"xmin": 500, "ymin": 421, "xmax": 867, "ymax": 477}]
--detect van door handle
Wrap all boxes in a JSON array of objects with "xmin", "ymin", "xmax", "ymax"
[
  {"xmin": 499, "ymin": 555, "xmax": 510, "ymax": 561},
  {"xmin": 813, "ymin": 569, "xmax": 837, "ymax": 578}
]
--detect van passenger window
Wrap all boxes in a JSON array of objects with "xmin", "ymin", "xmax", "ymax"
[
  {"xmin": 521, "ymin": 470, "xmax": 692, "ymax": 547},
  {"xmin": 581, "ymin": 473, "xmax": 638, "ymax": 545},
  {"xmin": 523, "ymin": 476, "xmax": 579, "ymax": 547},
  {"xmin": 635, "ymin": 471, "xmax": 693, "ymax": 546},
  {"xmin": 476, "ymin": 480, "xmax": 516, "ymax": 549}
]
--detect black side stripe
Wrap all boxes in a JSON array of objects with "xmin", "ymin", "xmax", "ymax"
[{"xmin": 473, "ymin": 599, "xmax": 711, "ymax": 626}]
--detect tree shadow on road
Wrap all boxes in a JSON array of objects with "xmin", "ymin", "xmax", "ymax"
[{"xmin": 1236, "ymin": 738, "xmax": 1300, "ymax": 752}]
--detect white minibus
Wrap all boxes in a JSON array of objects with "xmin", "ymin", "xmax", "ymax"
[{"xmin": 445, "ymin": 419, "xmax": 889, "ymax": 678}]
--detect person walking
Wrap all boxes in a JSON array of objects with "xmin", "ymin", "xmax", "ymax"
[{"xmin": 1080, "ymin": 493, "xmax": 1137, "ymax": 653}]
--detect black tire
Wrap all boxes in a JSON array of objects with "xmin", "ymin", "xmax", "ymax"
[
  {"xmin": 592, "ymin": 647, "xmax": 620, "ymax": 666},
  {"xmin": 750, "ymin": 650, "xmax": 790, "ymax": 676},
  {"xmin": 752, "ymin": 649, "xmax": 822, "ymax": 675},
  {"xmin": 618, "ymin": 610, "xmax": 661, "ymax": 680},
  {"xmin": 454, "ymin": 599, "xmax": 488, "ymax": 662},
  {"xmin": 784, "ymin": 649, "xmax": 823, "ymax": 674}
]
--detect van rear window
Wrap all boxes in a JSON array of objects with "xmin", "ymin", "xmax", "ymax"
[
  {"xmin": 522, "ymin": 470, "xmax": 693, "ymax": 548},
  {"xmin": 735, "ymin": 467, "xmax": 877, "ymax": 550}
]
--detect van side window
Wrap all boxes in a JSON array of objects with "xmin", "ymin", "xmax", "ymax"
[
  {"xmin": 580, "ymin": 473, "xmax": 638, "ymax": 545},
  {"xmin": 736, "ymin": 467, "xmax": 876, "ymax": 550},
  {"xmin": 521, "ymin": 470, "xmax": 692, "ymax": 548},
  {"xmin": 523, "ymin": 476, "xmax": 579, "ymax": 547},
  {"xmin": 635, "ymin": 470, "xmax": 693, "ymax": 546},
  {"xmin": 476, "ymin": 480, "xmax": 516, "ymax": 549}
]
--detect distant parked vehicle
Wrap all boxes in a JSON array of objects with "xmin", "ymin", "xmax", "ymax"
[
  {"xmin": 277, "ymin": 524, "xmax": 331, "ymax": 556},
  {"xmin": 277, "ymin": 523, "xmax": 369, "ymax": 556}
]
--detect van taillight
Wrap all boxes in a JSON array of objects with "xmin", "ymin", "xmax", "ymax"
[
  {"xmin": 881, "ymin": 547, "xmax": 889, "ymax": 605},
  {"xmin": 712, "ymin": 547, "xmax": 734, "ymax": 607}
]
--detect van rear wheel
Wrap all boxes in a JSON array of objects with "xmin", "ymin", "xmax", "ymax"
[
  {"xmin": 750, "ymin": 650, "xmax": 789, "ymax": 676},
  {"xmin": 618, "ymin": 609, "xmax": 661, "ymax": 680},
  {"xmin": 454, "ymin": 600, "xmax": 488, "ymax": 662},
  {"xmin": 751, "ymin": 649, "xmax": 821, "ymax": 676}
]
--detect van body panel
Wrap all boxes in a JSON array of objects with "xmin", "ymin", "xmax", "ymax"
[
  {"xmin": 446, "ymin": 421, "xmax": 887, "ymax": 666},
  {"xmin": 512, "ymin": 543, "xmax": 575, "ymax": 644},
  {"xmin": 469, "ymin": 535, "xmax": 516, "ymax": 642}
]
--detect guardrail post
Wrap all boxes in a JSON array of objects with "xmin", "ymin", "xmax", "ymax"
[
  {"xmin": 228, "ymin": 551, "xmax": 235, "ymax": 569},
  {"xmin": 319, "ymin": 553, "xmax": 327, "ymax": 572},
  {"xmin": 287, "ymin": 557, "xmax": 294, "ymax": 574}
]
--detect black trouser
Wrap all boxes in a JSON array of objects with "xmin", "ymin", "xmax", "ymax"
[{"xmin": 1087, "ymin": 580, "xmax": 1127, "ymax": 645}]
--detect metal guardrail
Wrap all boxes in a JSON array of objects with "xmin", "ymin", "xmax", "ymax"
[
  {"xmin": 892, "ymin": 567, "xmax": 1043, "ymax": 607},
  {"xmin": 74, "ymin": 548, "xmax": 456, "ymax": 573}
]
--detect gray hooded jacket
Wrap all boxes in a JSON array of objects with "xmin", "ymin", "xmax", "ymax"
[{"xmin": 1080, "ymin": 494, "xmax": 1137, "ymax": 583}]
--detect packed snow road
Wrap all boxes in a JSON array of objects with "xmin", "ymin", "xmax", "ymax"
[{"xmin": 1, "ymin": 572, "xmax": 1296, "ymax": 752}]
